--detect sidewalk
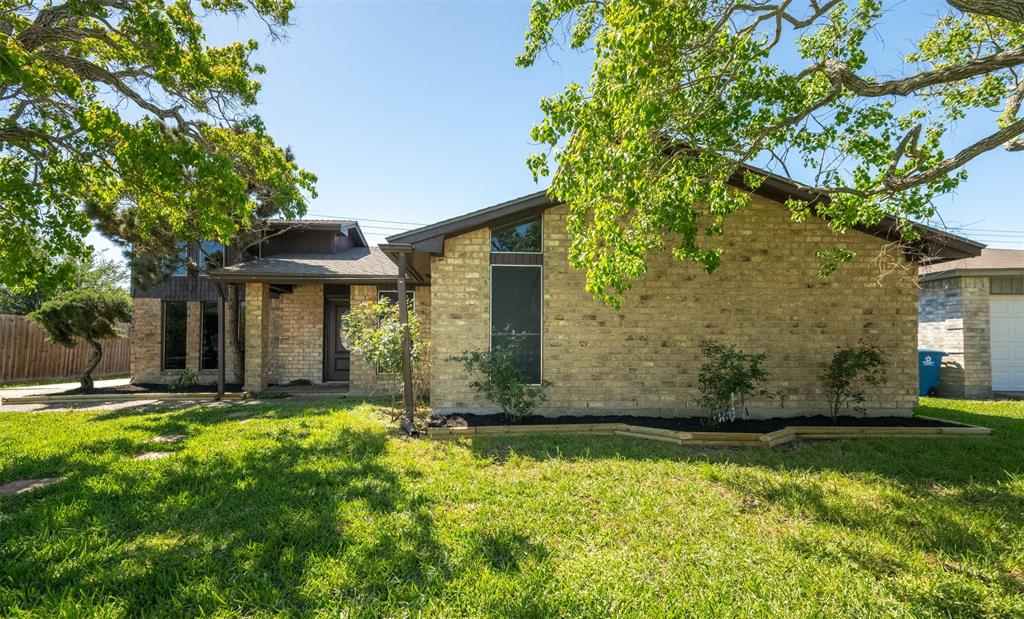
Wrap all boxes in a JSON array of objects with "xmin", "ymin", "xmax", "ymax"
[{"xmin": 0, "ymin": 377, "xmax": 131, "ymax": 399}]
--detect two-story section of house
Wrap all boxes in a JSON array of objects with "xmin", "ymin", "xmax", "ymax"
[{"xmin": 130, "ymin": 219, "xmax": 423, "ymax": 394}]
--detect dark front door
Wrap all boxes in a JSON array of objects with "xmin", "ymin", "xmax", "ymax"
[{"xmin": 325, "ymin": 299, "xmax": 350, "ymax": 382}]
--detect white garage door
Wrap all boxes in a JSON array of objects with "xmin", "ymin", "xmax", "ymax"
[{"xmin": 991, "ymin": 295, "xmax": 1024, "ymax": 391}]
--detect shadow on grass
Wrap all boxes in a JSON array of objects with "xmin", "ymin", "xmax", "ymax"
[
  {"xmin": 1, "ymin": 414, "xmax": 556, "ymax": 615},
  {"xmin": 453, "ymin": 402, "xmax": 1024, "ymax": 609}
]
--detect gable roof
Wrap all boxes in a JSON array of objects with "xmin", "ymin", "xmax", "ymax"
[
  {"xmin": 265, "ymin": 219, "xmax": 367, "ymax": 246},
  {"xmin": 208, "ymin": 246, "xmax": 397, "ymax": 283},
  {"xmin": 386, "ymin": 169, "xmax": 984, "ymax": 264},
  {"xmin": 920, "ymin": 248, "xmax": 1024, "ymax": 280}
]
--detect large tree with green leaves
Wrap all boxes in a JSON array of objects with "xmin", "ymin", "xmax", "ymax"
[
  {"xmin": 518, "ymin": 0, "xmax": 1023, "ymax": 307},
  {"xmin": 0, "ymin": 252, "xmax": 126, "ymax": 315},
  {"xmin": 1, "ymin": 0, "xmax": 316, "ymax": 295}
]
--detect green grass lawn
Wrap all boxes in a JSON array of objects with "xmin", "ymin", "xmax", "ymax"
[{"xmin": 1, "ymin": 398, "xmax": 1022, "ymax": 617}]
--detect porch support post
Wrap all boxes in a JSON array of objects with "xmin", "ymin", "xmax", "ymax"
[
  {"xmin": 243, "ymin": 282, "xmax": 270, "ymax": 392},
  {"xmin": 397, "ymin": 251, "xmax": 417, "ymax": 435},
  {"xmin": 216, "ymin": 288, "xmax": 226, "ymax": 399}
]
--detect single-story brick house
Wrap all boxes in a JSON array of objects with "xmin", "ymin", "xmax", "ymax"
[
  {"xmin": 918, "ymin": 249, "xmax": 1024, "ymax": 397},
  {"xmin": 130, "ymin": 169, "xmax": 982, "ymax": 417}
]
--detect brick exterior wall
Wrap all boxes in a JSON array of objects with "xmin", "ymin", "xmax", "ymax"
[
  {"xmin": 430, "ymin": 198, "xmax": 920, "ymax": 418},
  {"xmin": 131, "ymin": 297, "xmax": 243, "ymax": 385},
  {"xmin": 244, "ymin": 283, "xmax": 270, "ymax": 391},
  {"xmin": 919, "ymin": 277, "xmax": 993, "ymax": 399},
  {"xmin": 130, "ymin": 297, "xmax": 162, "ymax": 382},
  {"xmin": 267, "ymin": 284, "xmax": 324, "ymax": 385}
]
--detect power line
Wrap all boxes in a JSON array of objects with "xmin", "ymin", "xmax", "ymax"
[{"xmin": 308, "ymin": 212, "xmax": 426, "ymax": 227}]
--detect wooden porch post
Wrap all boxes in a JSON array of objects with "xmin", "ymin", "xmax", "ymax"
[{"xmin": 397, "ymin": 251, "xmax": 417, "ymax": 435}]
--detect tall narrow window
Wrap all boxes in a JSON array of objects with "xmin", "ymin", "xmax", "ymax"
[
  {"xmin": 201, "ymin": 301, "xmax": 219, "ymax": 370},
  {"xmin": 162, "ymin": 301, "xmax": 187, "ymax": 370},
  {"xmin": 491, "ymin": 266, "xmax": 542, "ymax": 383}
]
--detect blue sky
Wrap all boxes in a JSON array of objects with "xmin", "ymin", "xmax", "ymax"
[{"xmin": 90, "ymin": 0, "xmax": 1023, "ymax": 257}]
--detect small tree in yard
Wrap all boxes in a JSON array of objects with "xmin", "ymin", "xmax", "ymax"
[
  {"xmin": 449, "ymin": 333, "xmax": 549, "ymax": 423},
  {"xmin": 822, "ymin": 345, "xmax": 887, "ymax": 420},
  {"xmin": 340, "ymin": 298, "xmax": 423, "ymax": 415},
  {"xmin": 28, "ymin": 288, "xmax": 132, "ymax": 392},
  {"xmin": 697, "ymin": 341, "xmax": 772, "ymax": 425}
]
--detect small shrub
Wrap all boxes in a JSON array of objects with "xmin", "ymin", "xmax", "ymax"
[
  {"xmin": 697, "ymin": 340, "xmax": 772, "ymax": 425},
  {"xmin": 448, "ymin": 333, "xmax": 548, "ymax": 423},
  {"xmin": 170, "ymin": 369, "xmax": 199, "ymax": 392},
  {"xmin": 821, "ymin": 345, "xmax": 887, "ymax": 419}
]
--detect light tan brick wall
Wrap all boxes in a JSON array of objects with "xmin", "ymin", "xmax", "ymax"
[
  {"xmin": 130, "ymin": 297, "xmax": 162, "ymax": 383},
  {"xmin": 348, "ymin": 284, "xmax": 431, "ymax": 395},
  {"xmin": 268, "ymin": 284, "xmax": 324, "ymax": 385},
  {"xmin": 431, "ymin": 198, "xmax": 919, "ymax": 418},
  {"xmin": 919, "ymin": 277, "xmax": 993, "ymax": 398},
  {"xmin": 131, "ymin": 297, "xmax": 245, "ymax": 385},
  {"xmin": 244, "ymin": 282, "xmax": 270, "ymax": 391},
  {"xmin": 186, "ymin": 301, "xmax": 202, "ymax": 375}
]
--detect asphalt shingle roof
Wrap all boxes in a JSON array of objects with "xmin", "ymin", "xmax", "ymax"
[
  {"xmin": 208, "ymin": 246, "xmax": 397, "ymax": 281},
  {"xmin": 920, "ymin": 248, "xmax": 1024, "ymax": 276}
]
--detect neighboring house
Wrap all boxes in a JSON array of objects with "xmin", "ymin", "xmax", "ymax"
[
  {"xmin": 382, "ymin": 173, "xmax": 980, "ymax": 418},
  {"xmin": 130, "ymin": 219, "xmax": 415, "ymax": 395},
  {"xmin": 129, "ymin": 170, "xmax": 983, "ymax": 416},
  {"xmin": 919, "ymin": 249, "xmax": 1024, "ymax": 397}
]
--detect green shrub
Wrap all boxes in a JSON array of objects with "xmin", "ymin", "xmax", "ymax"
[
  {"xmin": 821, "ymin": 345, "xmax": 887, "ymax": 419},
  {"xmin": 449, "ymin": 334, "xmax": 548, "ymax": 423},
  {"xmin": 170, "ymin": 369, "xmax": 199, "ymax": 392},
  {"xmin": 697, "ymin": 340, "xmax": 772, "ymax": 425}
]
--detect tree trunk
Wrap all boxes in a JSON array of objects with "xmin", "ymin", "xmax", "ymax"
[{"xmin": 80, "ymin": 338, "xmax": 102, "ymax": 393}]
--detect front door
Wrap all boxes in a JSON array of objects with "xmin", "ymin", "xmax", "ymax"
[{"xmin": 325, "ymin": 299, "xmax": 350, "ymax": 382}]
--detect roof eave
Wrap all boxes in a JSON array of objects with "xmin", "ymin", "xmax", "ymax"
[{"xmin": 921, "ymin": 267, "xmax": 1024, "ymax": 281}]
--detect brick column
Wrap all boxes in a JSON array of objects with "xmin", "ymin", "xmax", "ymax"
[
  {"xmin": 243, "ymin": 282, "xmax": 270, "ymax": 391},
  {"xmin": 186, "ymin": 301, "xmax": 202, "ymax": 372},
  {"xmin": 960, "ymin": 277, "xmax": 993, "ymax": 399},
  {"xmin": 130, "ymin": 298, "xmax": 162, "ymax": 383}
]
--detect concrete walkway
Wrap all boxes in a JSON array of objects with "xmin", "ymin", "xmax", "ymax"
[{"xmin": 0, "ymin": 377, "xmax": 131, "ymax": 399}]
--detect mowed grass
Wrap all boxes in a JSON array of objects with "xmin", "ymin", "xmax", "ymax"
[{"xmin": 1, "ymin": 398, "xmax": 1022, "ymax": 617}]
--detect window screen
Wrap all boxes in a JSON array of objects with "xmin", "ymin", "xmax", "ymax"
[
  {"xmin": 491, "ymin": 217, "xmax": 541, "ymax": 252},
  {"xmin": 201, "ymin": 301, "xmax": 218, "ymax": 370},
  {"xmin": 162, "ymin": 301, "xmax": 187, "ymax": 370},
  {"xmin": 491, "ymin": 266, "xmax": 542, "ymax": 383}
]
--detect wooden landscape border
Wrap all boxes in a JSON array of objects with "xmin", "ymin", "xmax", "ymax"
[{"xmin": 424, "ymin": 418, "xmax": 992, "ymax": 447}]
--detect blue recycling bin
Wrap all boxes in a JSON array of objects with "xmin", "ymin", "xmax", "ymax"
[{"xmin": 918, "ymin": 349, "xmax": 945, "ymax": 396}]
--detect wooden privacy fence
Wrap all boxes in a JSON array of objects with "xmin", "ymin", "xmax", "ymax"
[{"xmin": 0, "ymin": 315, "xmax": 131, "ymax": 382}]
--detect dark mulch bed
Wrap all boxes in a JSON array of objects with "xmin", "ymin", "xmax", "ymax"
[
  {"xmin": 60, "ymin": 383, "xmax": 244, "ymax": 396},
  {"xmin": 428, "ymin": 413, "xmax": 968, "ymax": 433}
]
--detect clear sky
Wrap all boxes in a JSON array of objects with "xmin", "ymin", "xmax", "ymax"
[{"xmin": 89, "ymin": 0, "xmax": 1023, "ymax": 259}]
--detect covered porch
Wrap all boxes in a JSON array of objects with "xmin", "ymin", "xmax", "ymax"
[{"xmin": 208, "ymin": 248, "xmax": 415, "ymax": 395}]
